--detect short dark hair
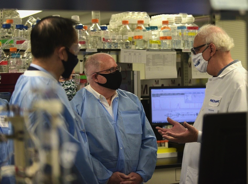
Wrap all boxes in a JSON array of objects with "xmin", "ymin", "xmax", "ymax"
[{"xmin": 31, "ymin": 16, "xmax": 77, "ymax": 58}]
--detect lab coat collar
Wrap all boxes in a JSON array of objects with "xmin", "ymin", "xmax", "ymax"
[
  {"xmin": 24, "ymin": 70, "xmax": 57, "ymax": 82},
  {"xmin": 85, "ymin": 85, "xmax": 118, "ymax": 103},
  {"xmin": 214, "ymin": 61, "xmax": 243, "ymax": 78}
]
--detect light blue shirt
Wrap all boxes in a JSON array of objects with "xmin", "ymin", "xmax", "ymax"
[
  {"xmin": 0, "ymin": 99, "xmax": 14, "ymax": 184},
  {"xmin": 9, "ymin": 70, "xmax": 100, "ymax": 184},
  {"xmin": 71, "ymin": 88, "xmax": 157, "ymax": 183},
  {"xmin": 0, "ymin": 98, "xmax": 12, "ymax": 166}
]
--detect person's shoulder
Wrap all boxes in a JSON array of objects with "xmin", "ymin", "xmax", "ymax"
[
  {"xmin": 70, "ymin": 87, "xmax": 87, "ymax": 104},
  {"xmin": 117, "ymin": 89, "xmax": 140, "ymax": 101}
]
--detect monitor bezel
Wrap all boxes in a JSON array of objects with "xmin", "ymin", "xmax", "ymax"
[{"xmin": 149, "ymin": 86, "xmax": 206, "ymax": 126}]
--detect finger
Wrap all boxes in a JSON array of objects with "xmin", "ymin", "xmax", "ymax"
[
  {"xmin": 120, "ymin": 182, "xmax": 133, "ymax": 184},
  {"xmin": 157, "ymin": 130, "xmax": 168, "ymax": 135},
  {"xmin": 162, "ymin": 134, "xmax": 178, "ymax": 142},
  {"xmin": 167, "ymin": 117, "xmax": 179, "ymax": 126},
  {"xmin": 156, "ymin": 126, "xmax": 162, "ymax": 130},
  {"xmin": 119, "ymin": 173, "xmax": 130, "ymax": 179},
  {"xmin": 156, "ymin": 127, "xmax": 167, "ymax": 132},
  {"xmin": 183, "ymin": 122, "xmax": 194, "ymax": 130}
]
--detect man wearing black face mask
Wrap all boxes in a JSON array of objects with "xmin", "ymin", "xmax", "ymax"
[
  {"xmin": 71, "ymin": 53, "xmax": 157, "ymax": 184},
  {"xmin": 9, "ymin": 16, "xmax": 103, "ymax": 184}
]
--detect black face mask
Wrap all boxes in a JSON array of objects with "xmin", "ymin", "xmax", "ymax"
[
  {"xmin": 97, "ymin": 70, "xmax": 122, "ymax": 90},
  {"xmin": 61, "ymin": 48, "xmax": 78, "ymax": 79}
]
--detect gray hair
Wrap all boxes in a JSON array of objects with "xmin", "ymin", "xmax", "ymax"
[
  {"xmin": 84, "ymin": 55, "xmax": 101, "ymax": 77},
  {"xmin": 197, "ymin": 24, "xmax": 234, "ymax": 52}
]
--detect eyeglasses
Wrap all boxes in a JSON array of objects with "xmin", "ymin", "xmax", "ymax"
[
  {"xmin": 68, "ymin": 43, "xmax": 80, "ymax": 55},
  {"xmin": 93, "ymin": 65, "xmax": 121, "ymax": 75},
  {"xmin": 191, "ymin": 43, "xmax": 209, "ymax": 55}
]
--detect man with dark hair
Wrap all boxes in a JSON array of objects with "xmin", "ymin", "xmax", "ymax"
[{"xmin": 8, "ymin": 16, "xmax": 99, "ymax": 184}]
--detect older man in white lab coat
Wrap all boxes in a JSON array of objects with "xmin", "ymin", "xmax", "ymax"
[{"xmin": 157, "ymin": 24, "xmax": 248, "ymax": 184}]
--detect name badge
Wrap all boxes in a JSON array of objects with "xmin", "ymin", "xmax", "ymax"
[
  {"xmin": 208, "ymin": 95, "xmax": 222, "ymax": 107},
  {"xmin": 0, "ymin": 116, "xmax": 8, "ymax": 128}
]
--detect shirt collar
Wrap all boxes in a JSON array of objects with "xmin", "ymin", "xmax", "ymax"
[
  {"xmin": 216, "ymin": 60, "xmax": 242, "ymax": 78},
  {"xmin": 85, "ymin": 84, "xmax": 118, "ymax": 102},
  {"xmin": 30, "ymin": 63, "xmax": 50, "ymax": 74},
  {"xmin": 217, "ymin": 60, "xmax": 239, "ymax": 76}
]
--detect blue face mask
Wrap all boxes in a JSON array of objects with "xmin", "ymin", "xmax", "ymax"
[{"xmin": 61, "ymin": 48, "xmax": 78, "ymax": 79}]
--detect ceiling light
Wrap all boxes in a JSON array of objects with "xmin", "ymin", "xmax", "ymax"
[{"xmin": 17, "ymin": 10, "xmax": 42, "ymax": 18}]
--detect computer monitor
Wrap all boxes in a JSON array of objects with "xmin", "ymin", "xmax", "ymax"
[
  {"xmin": 149, "ymin": 86, "xmax": 205, "ymax": 125},
  {"xmin": 198, "ymin": 112, "xmax": 246, "ymax": 184}
]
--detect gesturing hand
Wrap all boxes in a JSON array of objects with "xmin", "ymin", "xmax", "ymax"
[{"xmin": 156, "ymin": 117, "xmax": 198, "ymax": 143}]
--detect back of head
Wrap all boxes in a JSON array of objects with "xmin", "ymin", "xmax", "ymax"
[
  {"xmin": 197, "ymin": 24, "xmax": 234, "ymax": 52},
  {"xmin": 31, "ymin": 16, "xmax": 77, "ymax": 59}
]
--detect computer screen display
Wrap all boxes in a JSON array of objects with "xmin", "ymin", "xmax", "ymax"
[{"xmin": 150, "ymin": 86, "xmax": 205, "ymax": 125}]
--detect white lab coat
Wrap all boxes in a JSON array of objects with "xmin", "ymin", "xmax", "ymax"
[{"xmin": 180, "ymin": 61, "xmax": 248, "ymax": 184}]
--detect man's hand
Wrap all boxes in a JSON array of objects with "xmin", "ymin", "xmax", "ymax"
[
  {"xmin": 108, "ymin": 172, "xmax": 130, "ymax": 184},
  {"xmin": 120, "ymin": 172, "xmax": 143, "ymax": 184},
  {"xmin": 156, "ymin": 117, "xmax": 198, "ymax": 143}
]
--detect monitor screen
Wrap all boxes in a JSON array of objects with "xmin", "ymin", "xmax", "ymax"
[{"xmin": 150, "ymin": 86, "xmax": 205, "ymax": 125}]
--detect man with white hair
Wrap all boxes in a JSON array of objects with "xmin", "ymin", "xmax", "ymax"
[
  {"xmin": 156, "ymin": 24, "xmax": 248, "ymax": 184},
  {"xmin": 71, "ymin": 53, "xmax": 157, "ymax": 184}
]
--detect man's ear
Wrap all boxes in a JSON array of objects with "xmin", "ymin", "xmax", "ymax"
[
  {"xmin": 210, "ymin": 43, "xmax": 217, "ymax": 56},
  {"xmin": 58, "ymin": 47, "xmax": 67, "ymax": 61}
]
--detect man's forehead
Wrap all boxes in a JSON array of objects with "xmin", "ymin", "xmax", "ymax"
[
  {"xmin": 100, "ymin": 57, "xmax": 116, "ymax": 66},
  {"xmin": 194, "ymin": 35, "xmax": 205, "ymax": 46}
]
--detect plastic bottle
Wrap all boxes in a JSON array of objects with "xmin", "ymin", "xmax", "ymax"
[
  {"xmin": 159, "ymin": 20, "xmax": 172, "ymax": 49},
  {"xmin": 6, "ymin": 19, "xmax": 14, "ymax": 33},
  {"xmin": 89, "ymin": 19, "xmax": 101, "ymax": 49},
  {"xmin": 0, "ymin": 43, "xmax": 8, "ymax": 73},
  {"xmin": 101, "ymin": 26, "xmax": 111, "ymax": 49},
  {"xmin": 119, "ymin": 20, "xmax": 133, "ymax": 48},
  {"xmin": 111, "ymin": 35, "xmax": 118, "ymax": 49},
  {"xmin": 185, "ymin": 15, "xmax": 199, "ymax": 49},
  {"xmin": 148, "ymin": 26, "xmax": 160, "ymax": 49},
  {"xmin": 122, "ymin": 35, "xmax": 131, "ymax": 49},
  {"xmin": 8, "ymin": 47, "xmax": 20, "ymax": 73},
  {"xmin": 167, "ymin": 17, "xmax": 177, "ymax": 49},
  {"xmin": 23, "ymin": 26, "xmax": 29, "ymax": 40},
  {"xmin": 14, "ymin": 24, "xmax": 24, "ymax": 38},
  {"xmin": 0, "ymin": 24, "xmax": 13, "ymax": 49},
  {"xmin": 116, "ymin": 35, "xmax": 123, "ymax": 49},
  {"xmin": 83, "ymin": 26, "xmax": 90, "ymax": 49},
  {"xmin": 14, "ymin": 24, "xmax": 26, "ymax": 50},
  {"xmin": 75, "ymin": 24, "xmax": 85, "ymax": 49},
  {"xmin": 134, "ymin": 20, "xmax": 146, "ymax": 49},
  {"xmin": 174, "ymin": 16, "xmax": 186, "ymax": 49}
]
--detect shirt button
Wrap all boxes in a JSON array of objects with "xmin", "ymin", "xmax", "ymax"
[{"xmin": 120, "ymin": 147, "xmax": 122, "ymax": 149}]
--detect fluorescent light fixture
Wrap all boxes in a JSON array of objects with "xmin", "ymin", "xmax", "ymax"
[{"xmin": 17, "ymin": 10, "xmax": 42, "ymax": 18}]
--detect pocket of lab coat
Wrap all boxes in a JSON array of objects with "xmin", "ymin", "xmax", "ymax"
[
  {"xmin": 204, "ymin": 106, "xmax": 218, "ymax": 114},
  {"xmin": 121, "ymin": 111, "xmax": 142, "ymax": 134},
  {"xmin": 185, "ymin": 166, "xmax": 198, "ymax": 184}
]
